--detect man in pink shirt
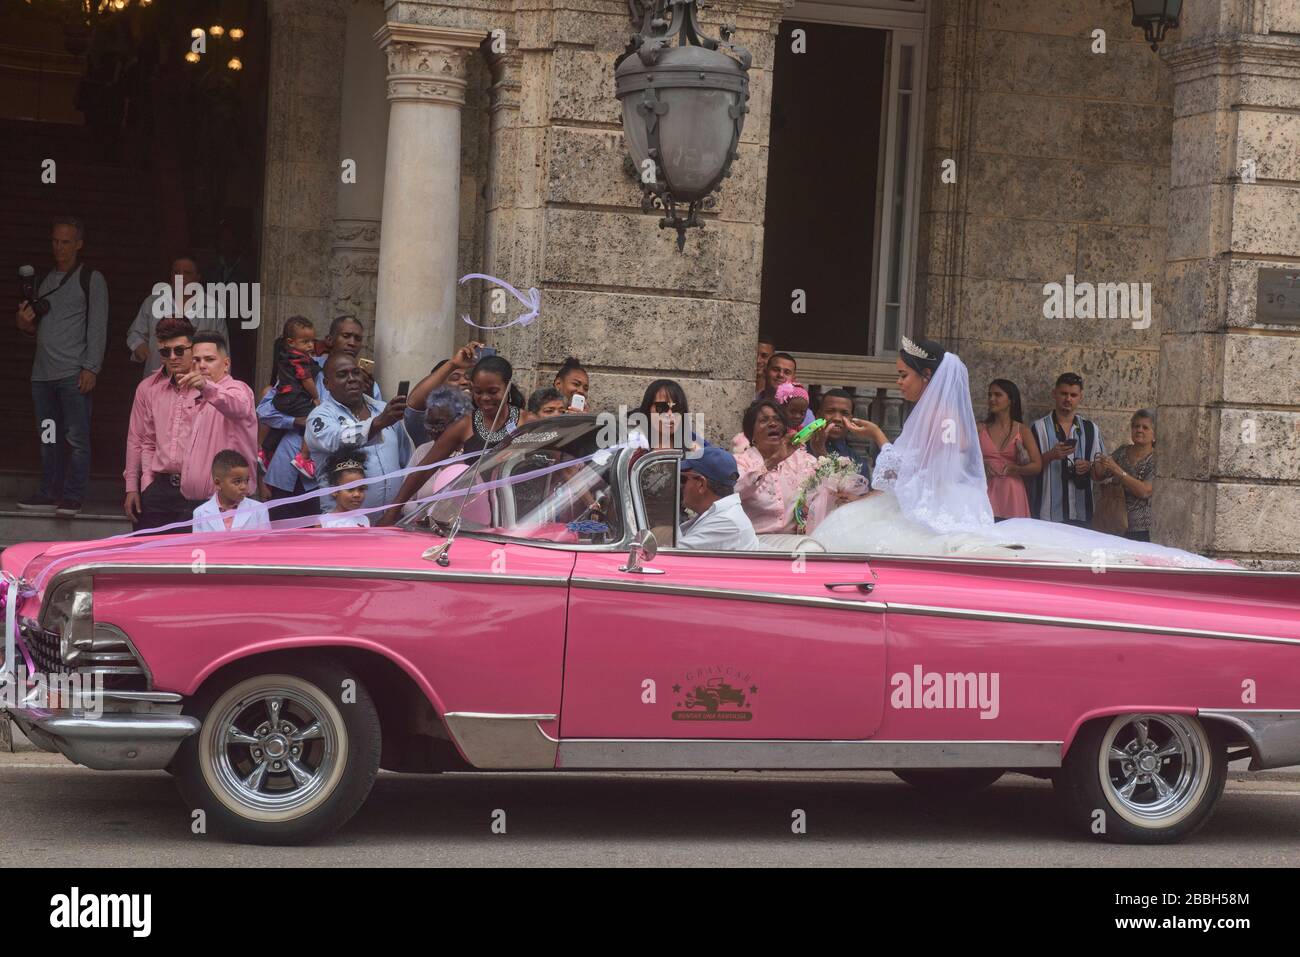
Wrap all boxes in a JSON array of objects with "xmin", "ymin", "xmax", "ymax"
[
  {"xmin": 124, "ymin": 328, "xmax": 257, "ymax": 533},
  {"xmin": 124, "ymin": 317, "xmax": 202, "ymax": 531}
]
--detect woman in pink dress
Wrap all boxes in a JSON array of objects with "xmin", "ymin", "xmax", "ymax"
[
  {"xmin": 735, "ymin": 399, "xmax": 817, "ymax": 534},
  {"xmin": 977, "ymin": 379, "xmax": 1041, "ymax": 520}
]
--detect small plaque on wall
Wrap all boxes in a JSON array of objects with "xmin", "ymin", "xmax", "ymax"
[{"xmin": 1257, "ymin": 267, "xmax": 1300, "ymax": 325}]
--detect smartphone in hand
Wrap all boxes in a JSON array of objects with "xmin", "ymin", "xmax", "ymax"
[{"xmin": 397, "ymin": 379, "xmax": 410, "ymax": 398}]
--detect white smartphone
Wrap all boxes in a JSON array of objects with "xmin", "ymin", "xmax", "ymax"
[{"xmin": 569, "ymin": 394, "xmax": 587, "ymax": 411}]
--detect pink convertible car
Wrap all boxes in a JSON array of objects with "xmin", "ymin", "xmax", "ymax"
[{"xmin": 2, "ymin": 416, "xmax": 1298, "ymax": 845}]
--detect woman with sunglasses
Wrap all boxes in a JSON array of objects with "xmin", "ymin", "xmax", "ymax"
[{"xmin": 636, "ymin": 379, "xmax": 693, "ymax": 450}]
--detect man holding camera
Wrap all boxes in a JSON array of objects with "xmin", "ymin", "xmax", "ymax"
[
  {"xmin": 14, "ymin": 216, "xmax": 109, "ymax": 516},
  {"xmin": 1028, "ymin": 372, "xmax": 1107, "ymax": 528}
]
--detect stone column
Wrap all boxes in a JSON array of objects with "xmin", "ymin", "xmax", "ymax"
[
  {"xmin": 257, "ymin": 0, "xmax": 349, "ymax": 388},
  {"xmin": 1157, "ymin": 0, "xmax": 1300, "ymax": 566},
  {"xmin": 371, "ymin": 23, "xmax": 485, "ymax": 397}
]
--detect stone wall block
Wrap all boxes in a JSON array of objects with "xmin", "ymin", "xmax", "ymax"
[
  {"xmin": 971, "ymin": 90, "xmax": 1081, "ymax": 158},
  {"xmin": 1171, "ymin": 73, "xmax": 1230, "ymax": 119},
  {"xmin": 980, "ymin": 0, "xmax": 1142, "ymax": 36},
  {"xmin": 546, "ymin": 125, "xmax": 641, "ymax": 207},
  {"xmin": 1156, "ymin": 332, "xmax": 1224, "ymax": 406},
  {"xmin": 1271, "ymin": 1, "xmax": 1300, "ymax": 34},
  {"xmin": 1213, "ymin": 483, "xmax": 1300, "ymax": 554},
  {"xmin": 541, "ymin": 208, "xmax": 724, "ymax": 293},
  {"xmin": 1222, "ymin": 333, "xmax": 1300, "ymax": 405},
  {"xmin": 1165, "ymin": 183, "xmax": 1227, "ymax": 260},
  {"xmin": 1169, "ymin": 111, "xmax": 1225, "ymax": 188},
  {"xmin": 1068, "ymin": 161, "xmax": 1155, "ymax": 225},
  {"xmin": 1077, "ymin": 224, "xmax": 1163, "ymax": 280},
  {"xmin": 538, "ymin": 290, "xmax": 753, "ymax": 380},
  {"xmin": 1154, "ymin": 404, "xmax": 1217, "ymax": 480},
  {"xmin": 964, "ymin": 217, "xmax": 1078, "ymax": 281},
  {"xmin": 1164, "ymin": 257, "xmax": 1225, "ymax": 333},
  {"xmin": 1217, "ymin": 409, "xmax": 1300, "ymax": 480},
  {"xmin": 551, "ymin": 47, "xmax": 622, "ymax": 124},
  {"xmin": 1236, "ymin": 110, "xmax": 1300, "ymax": 182},
  {"xmin": 966, "ymin": 153, "xmax": 1071, "ymax": 218},
  {"xmin": 1150, "ymin": 476, "xmax": 1215, "ymax": 552},
  {"xmin": 1230, "ymin": 183, "xmax": 1300, "ymax": 256},
  {"xmin": 1078, "ymin": 101, "xmax": 1173, "ymax": 166}
]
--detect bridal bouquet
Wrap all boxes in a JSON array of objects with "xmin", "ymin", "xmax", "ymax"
[{"xmin": 793, "ymin": 454, "xmax": 871, "ymax": 534}]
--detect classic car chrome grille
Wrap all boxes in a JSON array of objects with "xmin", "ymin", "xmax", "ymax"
[
  {"xmin": 19, "ymin": 618, "xmax": 69, "ymax": 675},
  {"xmin": 16, "ymin": 618, "xmax": 147, "ymax": 690}
]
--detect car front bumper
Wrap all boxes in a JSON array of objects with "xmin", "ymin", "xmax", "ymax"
[{"xmin": 0, "ymin": 678, "xmax": 198, "ymax": 771}]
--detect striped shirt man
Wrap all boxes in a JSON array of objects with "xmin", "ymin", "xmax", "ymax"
[{"xmin": 1029, "ymin": 412, "xmax": 1105, "ymax": 525}]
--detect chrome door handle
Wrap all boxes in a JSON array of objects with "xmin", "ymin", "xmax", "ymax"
[{"xmin": 824, "ymin": 581, "xmax": 874, "ymax": 594}]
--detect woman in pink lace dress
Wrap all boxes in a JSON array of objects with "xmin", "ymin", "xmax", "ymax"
[
  {"xmin": 977, "ymin": 379, "xmax": 1041, "ymax": 520},
  {"xmin": 735, "ymin": 399, "xmax": 817, "ymax": 534}
]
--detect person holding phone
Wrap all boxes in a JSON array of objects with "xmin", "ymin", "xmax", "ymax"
[
  {"xmin": 1027, "ymin": 372, "xmax": 1106, "ymax": 527},
  {"xmin": 553, "ymin": 357, "xmax": 589, "ymax": 411}
]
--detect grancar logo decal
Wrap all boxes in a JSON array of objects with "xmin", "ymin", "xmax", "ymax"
[{"xmin": 671, "ymin": 666, "xmax": 757, "ymax": 721}]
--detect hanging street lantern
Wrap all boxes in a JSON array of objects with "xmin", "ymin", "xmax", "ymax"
[
  {"xmin": 1131, "ymin": 0, "xmax": 1183, "ymax": 52},
  {"xmin": 615, "ymin": 0, "xmax": 752, "ymax": 251}
]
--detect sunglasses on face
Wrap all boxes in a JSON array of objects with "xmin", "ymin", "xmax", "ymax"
[
  {"xmin": 158, "ymin": 345, "xmax": 191, "ymax": 358},
  {"xmin": 651, "ymin": 401, "xmax": 677, "ymax": 414}
]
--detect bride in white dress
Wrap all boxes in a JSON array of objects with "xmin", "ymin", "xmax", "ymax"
[{"xmin": 811, "ymin": 338, "xmax": 1222, "ymax": 568}]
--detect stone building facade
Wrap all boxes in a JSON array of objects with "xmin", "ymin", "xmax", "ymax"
[{"xmin": 253, "ymin": 0, "xmax": 1300, "ymax": 566}]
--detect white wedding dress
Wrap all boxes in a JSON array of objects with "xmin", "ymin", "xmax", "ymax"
[{"xmin": 811, "ymin": 352, "xmax": 1222, "ymax": 569}]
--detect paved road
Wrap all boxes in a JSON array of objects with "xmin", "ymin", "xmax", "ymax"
[{"xmin": 2, "ymin": 751, "xmax": 1298, "ymax": 866}]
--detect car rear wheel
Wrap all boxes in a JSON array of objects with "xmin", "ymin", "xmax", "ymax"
[
  {"xmin": 173, "ymin": 657, "xmax": 381, "ymax": 845},
  {"xmin": 893, "ymin": 768, "xmax": 1005, "ymax": 794},
  {"xmin": 1057, "ymin": 713, "xmax": 1226, "ymax": 844}
]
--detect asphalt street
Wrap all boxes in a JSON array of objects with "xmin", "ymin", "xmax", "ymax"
[{"xmin": 2, "ymin": 750, "xmax": 1298, "ymax": 866}]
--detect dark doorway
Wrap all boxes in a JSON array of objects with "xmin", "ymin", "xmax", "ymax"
[
  {"xmin": 0, "ymin": 0, "xmax": 268, "ymax": 482},
  {"xmin": 759, "ymin": 20, "xmax": 886, "ymax": 357}
]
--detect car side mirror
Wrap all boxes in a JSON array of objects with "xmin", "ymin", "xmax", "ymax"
[{"xmin": 619, "ymin": 529, "xmax": 664, "ymax": 575}]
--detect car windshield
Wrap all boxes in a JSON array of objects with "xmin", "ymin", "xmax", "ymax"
[{"xmin": 398, "ymin": 415, "xmax": 623, "ymax": 545}]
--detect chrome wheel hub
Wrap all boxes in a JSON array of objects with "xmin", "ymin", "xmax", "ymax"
[
  {"xmin": 1102, "ymin": 714, "xmax": 1206, "ymax": 824},
  {"xmin": 208, "ymin": 688, "xmax": 340, "ymax": 816}
]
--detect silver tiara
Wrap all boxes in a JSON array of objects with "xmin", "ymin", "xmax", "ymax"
[
  {"xmin": 900, "ymin": 336, "xmax": 931, "ymax": 361},
  {"xmin": 331, "ymin": 457, "xmax": 366, "ymax": 473}
]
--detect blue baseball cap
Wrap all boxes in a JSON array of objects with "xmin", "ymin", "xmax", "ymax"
[{"xmin": 681, "ymin": 446, "xmax": 739, "ymax": 484}]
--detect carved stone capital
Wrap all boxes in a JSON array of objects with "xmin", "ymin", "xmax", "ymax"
[
  {"xmin": 373, "ymin": 23, "xmax": 486, "ymax": 106},
  {"xmin": 487, "ymin": 47, "xmax": 523, "ymax": 114}
]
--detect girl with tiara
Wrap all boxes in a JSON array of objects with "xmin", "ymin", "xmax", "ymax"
[{"xmin": 320, "ymin": 452, "xmax": 371, "ymax": 528}]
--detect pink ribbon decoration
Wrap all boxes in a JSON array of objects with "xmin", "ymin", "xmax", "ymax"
[{"xmin": 458, "ymin": 273, "xmax": 541, "ymax": 330}]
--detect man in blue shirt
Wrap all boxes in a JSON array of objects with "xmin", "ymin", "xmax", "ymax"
[
  {"xmin": 305, "ymin": 352, "xmax": 410, "ymax": 513},
  {"xmin": 258, "ymin": 316, "xmax": 379, "ymax": 519}
]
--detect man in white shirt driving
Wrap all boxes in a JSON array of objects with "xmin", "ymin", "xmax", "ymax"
[{"xmin": 678, "ymin": 447, "xmax": 759, "ymax": 551}]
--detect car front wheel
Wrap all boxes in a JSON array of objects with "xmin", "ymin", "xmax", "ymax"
[
  {"xmin": 1057, "ymin": 713, "xmax": 1226, "ymax": 844},
  {"xmin": 173, "ymin": 658, "xmax": 381, "ymax": 845}
]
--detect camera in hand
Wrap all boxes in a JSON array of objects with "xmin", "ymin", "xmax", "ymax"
[{"xmin": 18, "ymin": 265, "xmax": 50, "ymax": 319}]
